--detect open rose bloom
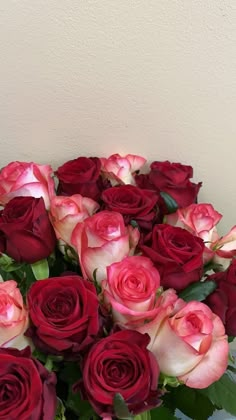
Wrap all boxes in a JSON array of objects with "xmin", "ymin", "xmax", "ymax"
[
  {"xmin": 0, "ymin": 161, "xmax": 55, "ymax": 209},
  {"xmin": 0, "ymin": 280, "xmax": 31, "ymax": 350},
  {"xmin": 0, "ymin": 153, "xmax": 234, "ymax": 420}
]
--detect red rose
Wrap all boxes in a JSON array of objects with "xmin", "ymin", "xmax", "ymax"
[
  {"xmin": 206, "ymin": 259, "xmax": 236, "ymax": 336},
  {"xmin": 136, "ymin": 161, "xmax": 202, "ymax": 208},
  {"xmin": 141, "ymin": 224, "xmax": 204, "ymax": 291},
  {"xmin": 77, "ymin": 330, "xmax": 161, "ymax": 417},
  {"xmin": 0, "ymin": 346, "xmax": 57, "ymax": 420},
  {"xmin": 0, "ymin": 196, "xmax": 56, "ymax": 263},
  {"xmin": 55, "ymin": 156, "xmax": 105, "ymax": 200},
  {"xmin": 26, "ymin": 275, "xmax": 99, "ymax": 357},
  {"xmin": 101, "ymin": 185, "xmax": 159, "ymax": 231}
]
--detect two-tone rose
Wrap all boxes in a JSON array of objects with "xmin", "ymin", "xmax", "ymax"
[
  {"xmin": 49, "ymin": 194, "xmax": 99, "ymax": 246},
  {"xmin": 0, "ymin": 161, "xmax": 55, "ymax": 209},
  {"xmin": 0, "ymin": 280, "xmax": 30, "ymax": 350},
  {"xmin": 102, "ymin": 256, "xmax": 161, "ymax": 325},
  {"xmin": 72, "ymin": 211, "xmax": 140, "ymax": 284},
  {"xmin": 138, "ymin": 300, "xmax": 229, "ymax": 389},
  {"xmin": 100, "ymin": 153, "xmax": 146, "ymax": 185}
]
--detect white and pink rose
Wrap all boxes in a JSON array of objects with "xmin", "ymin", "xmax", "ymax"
[
  {"xmin": 100, "ymin": 153, "xmax": 146, "ymax": 185},
  {"xmin": 166, "ymin": 203, "xmax": 222, "ymax": 262},
  {"xmin": 138, "ymin": 299, "xmax": 229, "ymax": 389},
  {"xmin": 0, "ymin": 280, "xmax": 31, "ymax": 350},
  {"xmin": 0, "ymin": 161, "xmax": 55, "ymax": 209},
  {"xmin": 71, "ymin": 210, "xmax": 140, "ymax": 283},
  {"xmin": 102, "ymin": 256, "xmax": 161, "ymax": 325},
  {"xmin": 49, "ymin": 194, "xmax": 99, "ymax": 246}
]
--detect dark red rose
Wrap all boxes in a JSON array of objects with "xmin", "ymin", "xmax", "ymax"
[
  {"xmin": 0, "ymin": 346, "xmax": 57, "ymax": 420},
  {"xmin": 101, "ymin": 185, "xmax": 159, "ymax": 231},
  {"xmin": 55, "ymin": 156, "xmax": 104, "ymax": 200},
  {"xmin": 205, "ymin": 260, "xmax": 236, "ymax": 336},
  {"xmin": 140, "ymin": 224, "xmax": 204, "ymax": 291},
  {"xmin": 26, "ymin": 275, "xmax": 99, "ymax": 358},
  {"xmin": 76, "ymin": 330, "xmax": 161, "ymax": 417},
  {"xmin": 0, "ymin": 196, "xmax": 56, "ymax": 263},
  {"xmin": 136, "ymin": 161, "xmax": 202, "ymax": 209}
]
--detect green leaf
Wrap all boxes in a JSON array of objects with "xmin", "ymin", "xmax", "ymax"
[
  {"xmin": 113, "ymin": 393, "xmax": 133, "ymax": 419},
  {"xmin": 203, "ymin": 261, "xmax": 224, "ymax": 273},
  {"xmin": 0, "ymin": 267, "xmax": 19, "ymax": 281},
  {"xmin": 179, "ymin": 280, "xmax": 217, "ymax": 302},
  {"xmin": 159, "ymin": 373, "xmax": 182, "ymax": 388},
  {"xmin": 59, "ymin": 362, "xmax": 82, "ymax": 385},
  {"xmin": 200, "ymin": 373, "xmax": 236, "ymax": 416},
  {"xmin": 150, "ymin": 406, "xmax": 180, "ymax": 420},
  {"xmin": 66, "ymin": 388, "xmax": 97, "ymax": 419},
  {"xmin": 55, "ymin": 398, "xmax": 66, "ymax": 420},
  {"xmin": 163, "ymin": 386, "xmax": 215, "ymax": 420},
  {"xmin": 92, "ymin": 268, "xmax": 102, "ymax": 294},
  {"xmin": 160, "ymin": 192, "xmax": 178, "ymax": 213},
  {"xmin": 134, "ymin": 411, "xmax": 151, "ymax": 420},
  {"xmin": 31, "ymin": 259, "xmax": 49, "ymax": 280},
  {"xmin": 227, "ymin": 365, "xmax": 236, "ymax": 375},
  {"xmin": 32, "ymin": 348, "xmax": 47, "ymax": 364},
  {"xmin": 130, "ymin": 220, "xmax": 139, "ymax": 229},
  {"xmin": 15, "ymin": 264, "xmax": 36, "ymax": 297},
  {"xmin": 0, "ymin": 253, "xmax": 23, "ymax": 272}
]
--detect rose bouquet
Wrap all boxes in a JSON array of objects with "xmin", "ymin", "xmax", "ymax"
[{"xmin": 0, "ymin": 154, "xmax": 235, "ymax": 420}]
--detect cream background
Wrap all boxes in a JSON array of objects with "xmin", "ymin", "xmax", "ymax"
[
  {"xmin": 1, "ymin": 1, "xmax": 236, "ymax": 236},
  {"xmin": 0, "ymin": 1, "xmax": 236, "ymax": 419}
]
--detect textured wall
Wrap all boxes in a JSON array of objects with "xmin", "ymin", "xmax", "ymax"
[{"xmin": 1, "ymin": 1, "xmax": 236, "ymax": 235}]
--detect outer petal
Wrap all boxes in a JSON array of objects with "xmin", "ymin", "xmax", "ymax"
[
  {"xmin": 126, "ymin": 154, "xmax": 147, "ymax": 172},
  {"xmin": 82, "ymin": 236, "xmax": 130, "ymax": 283},
  {"xmin": 179, "ymin": 337, "xmax": 229, "ymax": 388},
  {"xmin": 1, "ymin": 182, "xmax": 53, "ymax": 209},
  {"xmin": 148, "ymin": 319, "xmax": 203, "ymax": 377}
]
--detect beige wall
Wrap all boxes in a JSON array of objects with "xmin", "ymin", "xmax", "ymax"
[{"xmin": 1, "ymin": 1, "xmax": 236, "ymax": 234}]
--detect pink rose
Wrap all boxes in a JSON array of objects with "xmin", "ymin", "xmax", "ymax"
[
  {"xmin": 211, "ymin": 226, "xmax": 236, "ymax": 270},
  {"xmin": 49, "ymin": 194, "xmax": 99, "ymax": 246},
  {"xmin": 0, "ymin": 280, "xmax": 30, "ymax": 349},
  {"xmin": 139, "ymin": 299, "xmax": 229, "ymax": 388},
  {"xmin": 100, "ymin": 153, "xmax": 146, "ymax": 185},
  {"xmin": 102, "ymin": 256, "xmax": 161, "ymax": 325},
  {"xmin": 71, "ymin": 211, "xmax": 140, "ymax": 284},
  {"xmin": 166, "ymin": 203, "xmax": 221, "ymax": 242},
  {"xmin": 0, "ymin": 161, "xmax": 55, "ymax": 209},
  {"xmin": 166, "ymin": 204, "xmax": 222, "ymax": 262}
]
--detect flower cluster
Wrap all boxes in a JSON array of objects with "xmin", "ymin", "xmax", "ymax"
[{"xmin": 0, "ymin": 153, "xmax": 235, "ymax": 420}]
